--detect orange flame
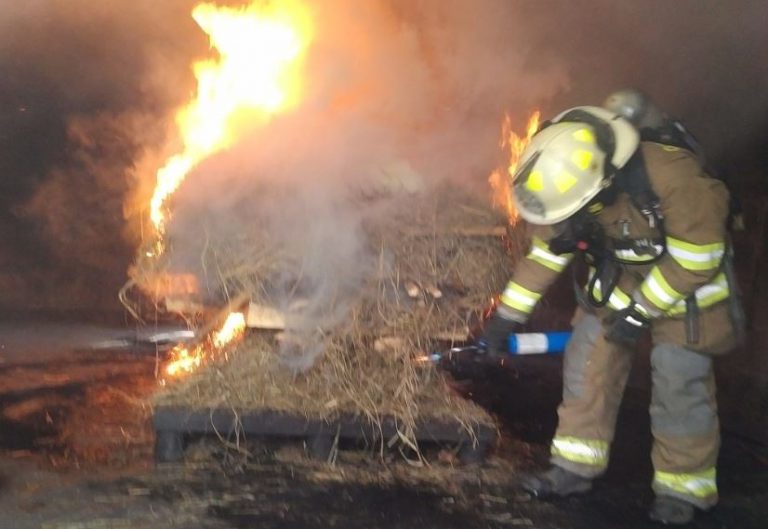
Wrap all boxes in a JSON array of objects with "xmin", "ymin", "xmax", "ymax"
[
  {"xmin": 150, "ymin": 0, "xmax": 312, "ymax": 236},
  {"xmin": 489, "ymin": 110, "xmax": 541, "ymax": 224},
  {"xmin": 164, "ymin": 312, "xmax": 246, "ymax": 378},
  {"xmin": 212, "ymin": 311, "xmax": 247, "ymax": 348}
]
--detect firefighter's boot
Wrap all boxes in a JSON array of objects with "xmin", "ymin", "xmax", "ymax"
[
  {"xmin": 520, "ymin": 465, "xmax": 592, "ymax": 498},
  {"xmin": 648, "ymin": 495, "xmax": 695, "ymax": 525}
]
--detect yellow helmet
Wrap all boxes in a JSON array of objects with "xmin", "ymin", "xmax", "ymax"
[{"xmin": 511, "ymin": 106, "xmax": 639, "ymax": 225}]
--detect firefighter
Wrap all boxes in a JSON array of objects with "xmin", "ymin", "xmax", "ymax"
[{"xmin": 482, "ymin": 106, "xmax": 737, "ymax": 524}]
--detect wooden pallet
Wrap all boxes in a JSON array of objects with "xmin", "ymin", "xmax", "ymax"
[{"xmin": 154, "ymin": 405, "xmax": 495, "ymax": 464}]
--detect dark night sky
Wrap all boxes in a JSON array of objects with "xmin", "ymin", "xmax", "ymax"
[{"xmin": 0, "ymin": 0, "xmax": 766, "ymax": 311}]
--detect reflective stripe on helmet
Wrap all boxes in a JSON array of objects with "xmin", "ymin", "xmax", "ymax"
[
  {"xmin": 525, "ymin": 170, "xmax": 545, "ymax": 192},
  {"xmin": 551, "ymin": 436, "xmax": 609, "ymax": 467},
  {"xmin": 571, "ymin": 149, "xmax": 595, "ymax": 170},
  {"xmin": 572, "ymin": 128, "xmax": 596, "ymax": 144},
  {"xmin": 553, "ymin": 170, "xmax": 579, "ymax": 193}
]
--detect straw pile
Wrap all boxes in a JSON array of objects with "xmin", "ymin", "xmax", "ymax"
[{"xmin": 145, "ymin": 178, "xmax": 526, "ymax": 448}]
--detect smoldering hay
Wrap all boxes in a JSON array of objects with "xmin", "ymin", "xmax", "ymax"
[
  {"xmin": 128, "ymin": 0, "xmax": 554, "ymax": 442},
  {"xmin": 154, "ymin": 186, "xmax": 522, "ymax": 441}
]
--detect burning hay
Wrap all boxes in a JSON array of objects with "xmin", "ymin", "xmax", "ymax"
[
  {"xmin": 117, "ymin": 0, "xmax": 540, "ymax": 453},
  {"xmin": 149, "ymin": 181, "xmax": 525, "ymax": 446}
]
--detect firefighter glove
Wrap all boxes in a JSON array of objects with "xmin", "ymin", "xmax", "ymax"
[
  {"xmin": 604, "ymin": 303, "xmax": 650, "ymax": 348},
  {"xmin": 480, "ymin": 305, "xmax": 523, "ymax": 357}
]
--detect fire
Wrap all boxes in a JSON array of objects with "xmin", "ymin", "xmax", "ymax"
[
  {"xmin": 148, "ymin": 1, "xmax": 311, "ymax": 380},
  {"xmin": 490, "ymin": 110, "xmax": 541, "ymax": 224},
  {"xmin": 164, "ymin": 312, "xmax": 246, "ymax": 378},
  {"xmin": 150, "ymin": 0, "xmax": 312, "ymax": 235},
  {"xmin": 212, "ymin": 311, "xmax": 247, "ymax": 348}
]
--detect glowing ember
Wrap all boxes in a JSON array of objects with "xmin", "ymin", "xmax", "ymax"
[
  {"xmin": 150, "ymin": 0, "xmax": 312, "ymax": 235},
  {"xmin": 164, "ymin": 312, "xmax": 246, "ymax": 378},
  {"xmin": 489, "ymin": 110, "xmax": 541, "ymax": 224}
]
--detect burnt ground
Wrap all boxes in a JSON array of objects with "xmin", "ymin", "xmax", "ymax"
[{"xmin": 0, "ymin": 318, "xmax": 766, "ymax": 529}]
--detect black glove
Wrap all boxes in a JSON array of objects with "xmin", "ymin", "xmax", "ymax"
[
  {"xmin": 605, "ymin": 303, "xmax": 650, "ymax": 348},
  {"xmin": 479, "ymin": 306, "xmax": 523, "ymax": 356}
]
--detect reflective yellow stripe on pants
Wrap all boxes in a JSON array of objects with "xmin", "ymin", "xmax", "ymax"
[
  {"xmin": 551, "ymin": 436, "xmax": 609, "ymax": 468},
  {"xmin": 654, "ymin": 467, "xmax": 718, "ymax": 504}
]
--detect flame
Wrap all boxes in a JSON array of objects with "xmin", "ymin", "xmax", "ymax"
[
  {"xmin": 212, "ymin": 311, "xmax": 247, "ymax": 348},
  {"xmin": 164, "ymin": 312, "xmax": 246, "ymax": 378},
  {"xmin": 489, "ymin": 110, "xmax": 541, "ymax": 224},
  {"xmin": 150, "ymin": 0, "xmax": 312, "ymax": 235},
  {"xmin": 164, "ymin": 345, "xmax": 202, "ymax": 377}
]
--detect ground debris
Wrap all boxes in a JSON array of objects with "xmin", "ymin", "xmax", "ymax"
[
  {"xmin": 42, "ymin": 519, "xmax": 140, "ymax": 529},
  {"xmin": 482, "ymin": 512, "xmax": 534, "ymax": 526},
  {"xmin": 479, "ymin": 492, "xmax": 509, "ymax": 505},
  {"xmin": 127, "ymin": 487, "xmax": 151, "ymax": 496}
]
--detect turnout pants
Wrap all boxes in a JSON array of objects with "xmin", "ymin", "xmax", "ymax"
[{"xmin": 550, "ymin": 309, "xmax": 720, "ymax": 509}]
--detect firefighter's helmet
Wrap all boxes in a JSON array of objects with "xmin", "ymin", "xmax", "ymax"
[
  {"xmin": 603, "ymin": 88, "xmax": 665, "ymax": 129},
  {"xmin": 511, "ymin": 106, "xmax": 639, "ymax": 225}
]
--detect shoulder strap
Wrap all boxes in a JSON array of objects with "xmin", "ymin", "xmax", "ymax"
[
  {"xmin": 611, "ymin": 150, "xmax": 668, "ymax": 265},
  {"xmin": 616, "ymin": 150, "xmax": 665, "ymax": 230}
]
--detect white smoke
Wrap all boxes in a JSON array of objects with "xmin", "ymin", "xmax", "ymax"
[{"xmin": 157, "ymin": 0, "xmax": 566, "ymax": 367}]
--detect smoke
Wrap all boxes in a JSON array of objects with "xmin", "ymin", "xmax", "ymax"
[
  {"xmin": 159, "ymin": 0, "xmax": 567, "ymax": 367},
  {"xmin": 0, "ymin": 0, "xmax": 203, "ymax": 310},
  {"xmin": 1, "ymin": 0, "xmax": 765, "ymax": 315},
  {"xmin": 515, "ymin": 1, "xmax": 768, "ymax": 166}
]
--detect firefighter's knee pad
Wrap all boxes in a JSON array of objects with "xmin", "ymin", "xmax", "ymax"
[
  {"xmin": 650, "ymin": 344, "xmax": 715, "ymax": 436},
  {"xmin": 562, "ymin": 313, "xmax": 602, "ymax": 400}
]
